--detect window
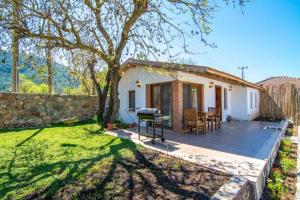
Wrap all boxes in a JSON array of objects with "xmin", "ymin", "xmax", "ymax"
[
  {"xmin": 128, "ymin": 90, "xmax": 135, "ymax": 111},
  {"xmin": 255, "ymin": 93, "xmax": 258, "ymax": 108},
  {"xmin": 183, "ymin": 83, "xmax": 203, "ymax": 112},
  {"xmin": 250, "ymin": 92, "xmax": 253, "ymax": 109},
  {"xmin": 224, "ymin": 88, "xmax": 228, "ymax": 110}
]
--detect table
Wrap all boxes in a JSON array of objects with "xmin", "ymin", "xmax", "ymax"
[{"xmin": 199, "ymin": 112, "xmax": 214, "ymax": 131}]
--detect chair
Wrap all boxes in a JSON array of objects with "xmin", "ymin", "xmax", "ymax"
[
  {"xmin": 184, "ymin": 109, "xmax": 206, "ymax": 135},
  {"xmin": 198, "ymin": 112, "xmax": 209, "ymax": 130},
  {"xmin": 207, "ymin": 107, "xmax": 221, "ymax": 129}
]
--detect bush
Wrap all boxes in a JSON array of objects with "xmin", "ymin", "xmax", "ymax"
[
  {"xmin": 280, "ymin": 158, "xmax": 296, "ymax": 174},
  {"xmin": 267, "ymin": 169, "xmax": 284, "ymax": 199},
  {"xmin": 286, "ymin": 128, "xmax": 294, "ymax": 136},
  {"xmin": 278, "ymin": 151, "xmax": 287, "ymax": 160},
  {"xmin": 281, "ymin": 139, "xmax": 292, "ymax": 153},
  {"xmin": 271, "ymin": 169, "xmax": 284, "ymax": 181},
  {"xmin": 267, "ymin": 180, "xmax": 283, "ymax": 200}
]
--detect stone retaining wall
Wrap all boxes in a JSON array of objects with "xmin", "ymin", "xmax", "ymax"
[{"xmin": 0, "ymin": 93, "xmax": 98, "ymax": 128}]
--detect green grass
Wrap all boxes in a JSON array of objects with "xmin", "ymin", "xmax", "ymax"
[{"xmin": 0, "ymin": 120, "xmax": 137, "ymax": 200}]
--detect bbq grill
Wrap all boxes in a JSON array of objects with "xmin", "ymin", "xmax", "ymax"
[{"xmin": 137, "ymin": 108, "xmax": 167, "ymax": 144}]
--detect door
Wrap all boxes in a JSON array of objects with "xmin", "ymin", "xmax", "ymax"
[
  {"xmin": 215, "ymin": 86, "xmax": 222, "ymax": 120},
  {"xmin": 151, "ymin": 83, "xmax": 172, "ymax": 127},
  {"xmin": 183, "ymin": 83, "xmax": 204, "ymax": 112}
]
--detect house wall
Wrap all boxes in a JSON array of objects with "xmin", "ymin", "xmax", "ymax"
[
  {"xmin": 231, "ymin": 85, "xmax": 248, "ymax": 120},
  {"xmin": 118, "ymin": 67, "xmax": 176, "ymax": 124},
  {"xmin": 177, "ymin": 71, "xmax": 232, "ymax": 121},
  {"xmin": 231, "ymin": 86, "xmax": 260, "ymax": 120},
  {"xmin": 247, "ymin": 87, "xmax": 260, "ymax": 120},
  {"xmin": 118, "ymin": 66, "xmax": 259, "ymax": 127}
]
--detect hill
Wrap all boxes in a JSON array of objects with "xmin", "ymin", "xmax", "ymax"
[{"xmin": 0, "ymin": 51, "xmax": 79, "ymax": 93}]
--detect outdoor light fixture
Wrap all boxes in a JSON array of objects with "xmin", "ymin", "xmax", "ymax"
[
  {"xmin": 209, "ymin": 81, "xmax": 214, "ymax": 88},
  {"xmin": 136, "ymin": 80, "xmax": 141, "ymax": 88},
  {"xmin": 229, "ymin": 85, "xmax": 233, "ymax": 91}
]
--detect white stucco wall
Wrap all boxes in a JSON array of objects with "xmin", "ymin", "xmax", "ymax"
[
  {"xmin": 247, "ymin": 87, "xmax": 260, "ymax": 120},
  {"xmin": 118, "ymin": 66, "xmax": 259, "ymax": 124},
  {"xmin": 231, "ymin": 85, "xmax": 260, "ymax": 121},
  {"xmin": 231, "ymin": 85, "xmax": 248, "ymax": 120},
  {"xmin": 177, "ymin": 71, "xmax": 232, "ymax": 121},
  {"xmin": 118, "ymin": 67, "xmax": 176, "ymax": 124}
]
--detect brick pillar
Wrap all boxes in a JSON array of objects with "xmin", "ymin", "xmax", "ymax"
[
  {"xmin": 172, "ymin": 80, "xmax": 183, "ymax": 133},
  {"xmin": 146, "ymin": 84, "xmax": 151, "ymax": 108}
]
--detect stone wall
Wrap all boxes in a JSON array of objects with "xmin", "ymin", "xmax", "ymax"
[{"xmin": 0, "ymin": 93, "xmax": 98, "ymax": 128}]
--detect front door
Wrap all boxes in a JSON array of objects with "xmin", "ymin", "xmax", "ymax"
[
  {"xmin": 183, "ymin": 83, "xmax": 204, "ymax": 112},
  {"xmin": 151, "ymin": 83, "xmax": 172, "ymax": 127},
  {"xmin": 215, "ymin": 86, "xmax": 222, "ymax": 120}
]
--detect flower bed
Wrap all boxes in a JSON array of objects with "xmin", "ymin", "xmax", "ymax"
[{"xmin": 262, "ymin": 127, "xmax": 297, "ymax": 200}]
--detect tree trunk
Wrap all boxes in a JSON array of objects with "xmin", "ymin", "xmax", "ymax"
[
  {"xmin": 108, "ymin": 66, "xmax": 121, "ymax": 123},
  {"xmin": 46, "ymin": 22, "xmax": 53, "ymax": 94},
  {"xmin": 11, "ymin": 0, "xmax": 20, "ymax": 92},
  {"xmin": 87, "ymin": 58, "xmax": 110, "ymax": 126}
]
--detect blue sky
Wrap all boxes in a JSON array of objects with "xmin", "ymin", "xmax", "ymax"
[{"xmin": 180, "ymin": 0, "xmax": 300, "ymax": 83}]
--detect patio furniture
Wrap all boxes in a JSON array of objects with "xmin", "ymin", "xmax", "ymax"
[
  {"xmin": 205, "ymin": 112, "xmax": 214, "ymax": 131},
  {"xmin": 198, "ymin": 112, "xmax": 208, "ymax": 132},
  {"xmin": 207, "ymin": 107, "xmax": 222, "ymax": 129},
  {"xmin": 137, "ymin": 108, "xmax": 166, "ymax": 145},
  {"xmin": 184, "ymin": 109, "xmax": 206, "ymax": 136}
]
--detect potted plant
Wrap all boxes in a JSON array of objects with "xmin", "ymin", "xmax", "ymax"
[
  {"xmin": 107, "ymin": 122, "xmax": 114, "ymax": 131},
  {"xmin": 226, "ymin": 115, "xmax": 232, "ymax": 122}
]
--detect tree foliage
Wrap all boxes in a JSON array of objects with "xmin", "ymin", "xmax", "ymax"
[{"xmin": 0, "ymin": 0, "xmax": 247, "ymax": 124}]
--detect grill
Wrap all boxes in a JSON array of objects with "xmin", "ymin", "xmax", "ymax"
[{"xmin": 137, "ymin": 108, "xmax": 166, "ymax": 144}]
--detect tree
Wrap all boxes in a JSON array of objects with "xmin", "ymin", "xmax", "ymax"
[
  {"xmin": 19, "ymin": 74, "xmax": 49, "ymax": 93},
  {"xmin": 67, "ymin": 50, "xmax": 108, "ymax": 96},
  {"xmin": 11, "ymin": 0, "xmax": 20, "ymax": 92},
  {"xmin": 0, "ymin": 0, "xmax": 247, "ymax": 124},
  {"xmin": 46, "ymin": 22, "xmax": 53, "ymax": 94}
]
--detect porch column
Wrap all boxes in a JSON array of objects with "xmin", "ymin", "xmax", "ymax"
[{"xmin": 172, "ymin": 80, "xmax": 183, "ymax": 133}]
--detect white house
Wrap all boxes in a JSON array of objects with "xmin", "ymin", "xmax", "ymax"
[{"xmin": 118, "ymin": 58, "xmax": 262, "ymax": 132}]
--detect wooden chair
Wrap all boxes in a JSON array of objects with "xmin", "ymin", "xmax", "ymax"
[
  {"xmin": 207, "ymin": 107, "xmax": 221, "ymax": 129},
  {"xmin": 184, "ymin": 109, "xmax": 206, "ymax": 136}
]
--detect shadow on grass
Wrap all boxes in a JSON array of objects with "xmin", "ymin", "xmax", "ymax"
[
  {"xmin": 1, "ymin": 121, "xmax": 227, "ymax": 199},
  {"xmin": 0, "ymin": 119, "xmax": 100, "ymax": 134}
]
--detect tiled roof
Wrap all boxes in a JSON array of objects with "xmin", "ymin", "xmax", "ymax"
[
  {"xmin": 122, "ymin": 58, "xmax": 262, "ymax": 90},
  {"xmin": 257, "ymin": 76, "xmax": 300, "ymax": 87}
]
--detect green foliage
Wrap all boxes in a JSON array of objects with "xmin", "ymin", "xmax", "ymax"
[
  {"xmin": 280, "ymin": 157, "xmax": 296, "ymax": 174},
  {"xmin": 271, "ymin": 169, "xmax": 284, "ymax": 181},
  {"xmin": 0, "ymin": 50, "xmax": 79, "ymax": 93},
  {"xmin": 278, "ymin": 150, "xmax": 287, "ymax": 160},
  {"xmin": 63, "ymin": 86, "xmax": 86, "ymax": 95},
  {"xmin": 281, "ymin": 138, "xmax": 292, "ymax": 153},
  {"xmin": 115, "ymin": 119, "xmax": 130, "ymax": 129},
  {"xmin": 286, "ymin": 128, "xmax": 293, "ymax": 136},
  {"xmin": 267, "ymin": 179, "xmax": 283, "ymax": 200},
  {"xmin": 19, "ymin": 75, "xmax": 49, "ymax": 94},
  {"xmin": 267, "ymin": 169, "xmax": 284, "ymax": 199}
]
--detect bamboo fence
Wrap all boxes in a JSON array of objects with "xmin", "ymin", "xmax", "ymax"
[{"xmin": 260, "ymin": 83, "xmax": 300, "ymax": 125}]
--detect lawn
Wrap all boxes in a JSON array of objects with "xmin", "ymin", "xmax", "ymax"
[{"xmin": 0, "ymin": 120, "xmax": 230, "ymax": 200}]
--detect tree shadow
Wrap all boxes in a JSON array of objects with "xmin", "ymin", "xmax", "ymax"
[
  {"xmin": 54, "ymin": 139, "xmax": 229, "ymax": 200},
  {"xmin": 1, "ymin": 126, "xmax": 229, "ymax": 200}
]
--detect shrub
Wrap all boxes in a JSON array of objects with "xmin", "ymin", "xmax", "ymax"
[
  {"xmin": 280, "ymin": 158, "xmax": 296, "ymax": 174},
  {"xmin": 267, "ymin": 180, "xmax": 283, "ymax": 200},
  {"xmin": 278, "ymin": 151, "xmax": 287, "ymax": 160},
  {"xmin": 281, "ymin": 139, "xmax": 292, "ymax": 153},
  {"xmin": 286, "ymin": 128, "xmax": 293, "ymax": 136},
  {"xmin": 271, "ymin": 169, "xmax": 284, "ymax": 181},
  {"xmin": 267, "ymin": 169, "xmax": 284, "ymax": 199}
]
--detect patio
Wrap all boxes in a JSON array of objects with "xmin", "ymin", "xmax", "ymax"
[{"xmin": 108, "ymin": 120, "xmax": 286, "ymax": 199}]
